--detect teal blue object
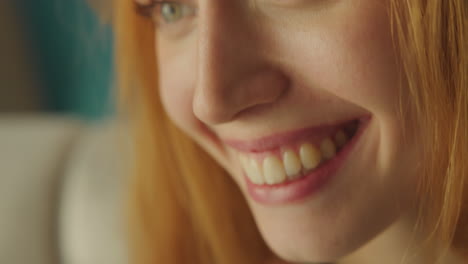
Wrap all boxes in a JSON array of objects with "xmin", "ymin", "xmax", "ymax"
[{"xmin": 20, "ymin": 0, "xmax": 114, "ymax": 120}]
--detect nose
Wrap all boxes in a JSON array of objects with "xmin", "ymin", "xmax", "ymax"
[{"xmin": 192, "ymin": 1, "xmax": 289, "ymax": 125}]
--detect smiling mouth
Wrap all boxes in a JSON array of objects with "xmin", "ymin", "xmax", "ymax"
[{"xmin": 224, "ymin": 117, "xmax": 370, "ymax": 204}]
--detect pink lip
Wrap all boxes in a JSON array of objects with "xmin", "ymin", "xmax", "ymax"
[
  {"xmin": 223, "ymin": 118, "xmax": 361, "ymax": 152},
  {"xmin": 242, "ymin": 116, "xmax": 371, "ymax": 205}
]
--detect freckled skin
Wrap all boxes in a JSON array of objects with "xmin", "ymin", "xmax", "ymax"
[{"xmin": 154, "ymin": 1, "xmax": 422, "ymax": 263}]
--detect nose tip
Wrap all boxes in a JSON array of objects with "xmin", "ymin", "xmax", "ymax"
[
  {"xmin": 193, "ymin": 69, "xmax": 289, "ymax": 125},
  {"xmin": 193, "ymin": 93, "xmax": 231, "ymax": 125}
]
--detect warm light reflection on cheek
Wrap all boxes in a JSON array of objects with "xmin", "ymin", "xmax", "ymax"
[
  {"xmin": 159, "ymin": 73, "xmax": 194, "ymax": 130},
  {"xmin": 157, "ymin": 45, "xmax": 199, "ymax": 136}
]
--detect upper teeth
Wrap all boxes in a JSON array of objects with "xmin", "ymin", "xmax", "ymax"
[
  {"xmin": 299, "ymin": 143, "xmax": 321, "ymax": 171},
  {"xmin": 263, "ymin": 156, "xmax": 286, "ymax": 184},
  {"xmin": 334, "ymin": 130, "xmax": 348, "ymax": 148},
  {"xmin": 239, "ymin": 155, "xmax": 264, "ymax": 185},
  {"xmin": 239, "ymin": 129, "xmax": 349, "ymax": 186},
  {"xmin": 320, "ymin": 138, "xmax": 336, "ymax": 160},
  {"xmin": 283, "ymin": 150, "xmax": 302, "ymax": 179}
]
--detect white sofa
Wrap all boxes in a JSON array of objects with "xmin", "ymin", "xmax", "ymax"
[{"xmin": 0, "ymin": 115, "xmax": 129, "ymax": 264}]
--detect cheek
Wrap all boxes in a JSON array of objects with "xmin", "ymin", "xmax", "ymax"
[
  {"xmin": 337, "ymin": 14, "xmax": 400, "ymax": 115},
  {"xmin": 267, "ymin": 1, "xmax": 399, "ymax": 114},
  {"xmin": 265, "ymin": 1, "xmax": 415, "ymax": 189},
  {"xmin": 156, "ymin": 38, "xmax": 234, "ymax": 172},
  {"xmin": 329, "ymin": 9, "xmax": 413, "ymax": 179},
  {"xmin": 272, "ymin": 1, "xmax": 405, "ymax": 159},
  {"xmin": 333, "ymin": 20, "xmax": 398, "ymax": 113},
  {"xmin": 157, "ymin": 38, "xmax": 198, "ymax": 134}
]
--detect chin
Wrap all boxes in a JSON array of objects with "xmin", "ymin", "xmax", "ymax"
[
  {"xmin": 222, "ymin": 117, "xmax": 418, "ymax": 263},
  {"xmin": 255, "ymin": 203, "xmax": 401, "ymax": 263}
]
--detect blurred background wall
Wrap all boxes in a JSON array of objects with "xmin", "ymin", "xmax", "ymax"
[{"xmin": 1, "ymin": 0, "xmax": 114, "ymax": 120}]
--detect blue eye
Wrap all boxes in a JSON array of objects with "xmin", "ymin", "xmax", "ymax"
[
  {"xmin": 136, "ymin": 1, "xmax": 197, "ymax": 26},
  {"xmin": 160, "ymin": 2, "xmax": 187, "ymax": 23}
]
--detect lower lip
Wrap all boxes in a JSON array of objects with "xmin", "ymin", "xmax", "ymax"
[{"xmin": 245, "ymin": 117, "xmax": 371, "ymax": 205}]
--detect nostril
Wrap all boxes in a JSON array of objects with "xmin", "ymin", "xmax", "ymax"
[{"xmin": 193, "ymin": 67, "xmax": 290, "ymax": 125}]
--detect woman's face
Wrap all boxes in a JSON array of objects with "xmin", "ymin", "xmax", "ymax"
[{"xmin": 144, "ymin": 0, "xmax": 421, "ymax": 262}]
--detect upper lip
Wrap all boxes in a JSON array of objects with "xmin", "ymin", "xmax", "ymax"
[{"xmin": 222, "ymin": 118, "xmax": 361, "ymax": 153}]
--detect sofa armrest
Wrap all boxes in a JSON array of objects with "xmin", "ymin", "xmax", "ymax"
[
  {"xmin": 59, "ymin": 120, "xmax": 130, "ymax": 264},
  {"xmin": 0, "ymin": 115, "xmax": 83, "ymax": 264}
]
